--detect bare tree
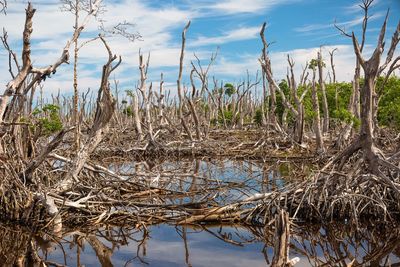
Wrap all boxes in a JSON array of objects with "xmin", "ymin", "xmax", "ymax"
[
  {"xmin": 336, "ymin": 0, "xmax": 375, "ymax": 122},
  {"xmin": 287, "ymin": 55, "xmax": 309, "ymax": 144},
  {"xmin": 310, "ymin": 62, "xmax": 325, "ymax": 154},
  {"xmin": 191, "ymin": 51, "xmax": 218, "ymax": 137},
  {"xmin": 137, "ymin": 51, "xmax": 154, "ymax": 142},
  {"xmin": 260, "ymin": 23, "xmax": 278, "ymax": 130},
  {"xmin": 61, "ymin": 0, "xmax": 104, "ymax": 150},
  {"xmin": 317, "ymin": 51, "xmax": 330, "ymax": 133},
  {"xmin": 132, "ymin": 92, "xmax": 143, "ymax": 141},
  {"xmin": 336, "ymin": 7, "xmax": 400, "ymax": 173},
  {"xmin": 334, "ymin": 1, "xmax": 375, "ymax": 148},
  {"xmin": 329, "ymin": 48, "xmax": 338, "ymax": 109},
  {"xmin": 329, "ymin": 48, "xmax": 338, "ymax": 84},
  {"xmin": 58, "ymin": 36, "xmax": 121, "ymax": 190},
  {"xmin": 177, "ymin": 21, "xmax": 193, "ymax": 141}
]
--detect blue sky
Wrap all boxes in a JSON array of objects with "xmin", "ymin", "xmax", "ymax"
[{"xmin": 0, "ymin": 0, "xmax": 399, "ymax": 98}]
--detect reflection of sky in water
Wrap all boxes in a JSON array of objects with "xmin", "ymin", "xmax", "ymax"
[
  {"xmin": 109, "ymin": 159, "xmax": 287, "ymax": 186},
  {"xmin": 41, "ymin": 223, "xmax": 400, "ymax": 267},
  {"xmin": 108, "ymin": 159, "xmax": 289, "ymax": 205},
  {"xmin": 42, "ymin": 225, "xmax": 270, "ymax": 266}
]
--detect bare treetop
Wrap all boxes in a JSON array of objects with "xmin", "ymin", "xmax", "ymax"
[
  {"xmin": 60, "ymin": 0, "xmax": 105, "ymax": 15},
  {"xmin": 99, "ymin": 21, "xmax": 142, "ymax": 42},
  {"xmin": 0, "ymin": 0, "xmax": 6, "ymax": 14}
]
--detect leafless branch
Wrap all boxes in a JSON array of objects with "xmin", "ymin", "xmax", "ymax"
[
  {"xmin": 379, "ymin": 17, "xmax": 400, "ymax": 75},
  {"xmin": 0, "ymin": 0, "xmax": 6, "ymax": 14},
  {"xmin": 100, "ymin": 21, "xmax": 142, "ymax": 42}
]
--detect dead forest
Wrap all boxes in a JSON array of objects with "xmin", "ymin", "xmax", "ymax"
[{"xmin": 1, "ymin": 0, "xmax": 400, "ymax": 266}]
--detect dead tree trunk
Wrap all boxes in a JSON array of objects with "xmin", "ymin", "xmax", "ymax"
[
  {"xmin": 311, "ymin": 68, "xmax": 325, "ymax": 154},
  {"xmin": 58, "ymin": 37, "xmax": 120, "ymax": 190},
  {"xmin": 261, "ymin": 68, "xmax": 269, "ymax": 128},
  {"xmin": 334, "ymin": 0, "xmax": 373, "ymax": 148},
  {"xmin": 137, "ymin": 52, "xmax": 154, "ymax": 142},
  {"xmin": 72, "ymin": 0, "xmax": 80, "ymax": 151},
  {"xmin": 260, "ymin": 23, "xmax": 278, "ymax": 130},
  {"xmin": 132, "ymin": 93, "xmax": 143, "ymax": 141},
  {"xmin": 188, "ymin": 69, "xmax": 202, "ymax": 140},
  {"xmin": 329, "ymin": 48, "xmax": 338, "ymax": 109},
  {"xmin": 0, "ymin": 0, "xmax": 6, "ymax": 14},
  {"xmin": 157, "ymin": 73, "xmax": 166, "ymax": 126},
  {"xmin": 177, "ymin": 22, "xmax": 193, "ymax": 141},
  {"xmin": 287, "ymin": 56, "xmax": 308, "ymax": 144},
  {"xmin": 336, "ymin": 8, "xmax": 400, "ymax": 173},
  {"xmin": 191, "ymin": 51, "xmax": 217, "ymax": 138},
  {"xmin": 271, "ymin": 210, "xmax": 298, "ymax": 267},
  {"xmin": 317, "ymin": 51, "xmax": 329, "ymax": 133},
  {"xmin": 0, "ymin": 3, "xmax": 35, "ymax": 124}
]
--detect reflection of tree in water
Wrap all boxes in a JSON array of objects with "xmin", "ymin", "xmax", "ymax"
[
  {"xmin": 0, "ymin": 224, "xmax": 148, "ymax": 266},
  {"xmin": 0, "ymin": 224, "xmax": 32, "ymax": 265},
  {"xmin": 2, "ymin": 222, "xmax": 400, "ymax": 266},
  {"xmin": 261, "ymin": 224, "xmax": 400, "ymax": 266}
]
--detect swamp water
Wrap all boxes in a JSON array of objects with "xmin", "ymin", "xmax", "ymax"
[{"xmin": 1, "ymin": 160, "xmax": 400, "ymax": 266}]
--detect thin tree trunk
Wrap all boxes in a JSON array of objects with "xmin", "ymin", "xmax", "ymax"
[
  {"xmin": 311, "ymin": 69, "xmax": 325, "ymax": 154},
  {"xmin": 318, "ymin": 51, "xmax": 329, "ymax": 133},
  {"xmin": 73, "ymin": 0, "xmax": 80, "ymax": 150},
  {"xmin": 177, "ymin": 22, "xmax": 193, "ymax": 141},
  {"xmin": 260, "ymin": 23, "xmax": 277, "ymax": 129}
]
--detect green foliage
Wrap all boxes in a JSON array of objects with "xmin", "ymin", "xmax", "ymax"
[
  {"xmin": 255, "ymin": 75, "xmax": 400, "ymax": 130},
  {"xmin": 325, "ymin": 82, "xmax": 360, "ymax": 127},
  {"xmin": 211, "ymin": 106, "xmax": 237, "ymax": 126},
  {"xmin": 125, "ymin": 89, "xmax": 134, "ymax": 98},
  {"xmin": 201, "ymin": 102, "xmax": 209, "ymax": 113},
  {"xmin": 274, "ymin": 80, "xmax": 290, "ymax": 121},
  {"xmin": 332, "ymin": 108, "xmax": 360, "ymax": 128},
  {"xmin": 254, "ymin": 108, "xmax": 263, "ymax": 125},
  {"xmin": 32, "ymin": 104, "xmax": 63, "ymax": 135},
  {"xmin": 223, "ymin": 83, "xmax": 236, "ymax": 97},
  {"xmin": 219, "ymin": 110, "xmax": 234, "ymax": 125},
  {"xmin": 123, "ymin": 106, "xmax": 133, "ymax": 117},
  {"xmin": 309, "ymin": 58, "xmax": 326, "ymax": 70},
  {"xmin": 377, "ymin": 76, "xmax": 400, "ymax": 129},
  {"xmin": 273, "ymin": 79, "xmax": 362, "ymax": 128}
]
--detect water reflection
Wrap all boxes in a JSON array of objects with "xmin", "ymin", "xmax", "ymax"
[
  {"xmin": 107, "ymin": 159, "xmax": 309, "ymax": 205},
  {"xmin": 2, "ymin": 222, "xmax": 400, "ymax": 266}
]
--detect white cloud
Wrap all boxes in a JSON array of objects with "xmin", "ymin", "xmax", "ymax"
[
  {"xmin": 294, "ymin": 11, "xmax": 385, "ymax": 34},
  {"xmin": 344, "ymin": 0, "xmax": 381, "ymax": 14},
  {"xmin": 211, "ymin": 54, "xmax": 260, "ymax": 78},
  {"xmin": 208, "ymin": 45, "xmax": 360, "ymax": 85},
  {"xmin": 270, "ymin": 45, "xmax": 357, "ymax": 82},
  {"xmin": 0, "ymin": 0, "xmax": 196, "ymax": 95},
  {"xmin": 294, "ymin": 17, "xmax": 364, "ymax": 34},
  {"xmin": 207, "ymin": 0, "xmax": 293, "ymax": 14},
  {"xmin": 192, "ymin": 26, "xmax": 260, "ymax": 47}
]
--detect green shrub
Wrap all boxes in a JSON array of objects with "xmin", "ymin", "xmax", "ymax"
[
  {"xmin": 377, "ymin": 76, "xmax": 400, "ymax": 129},
  {"xmin": 254, "ymin": 109, "xmax": 263, "ymax": 125},
  {"xmin": 32, "ymin": 104, "xmax": 63, "ymax": 135},
  {"xmin": 123, "ymin": 106, "xmax": 133, "ymax": 117}
]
